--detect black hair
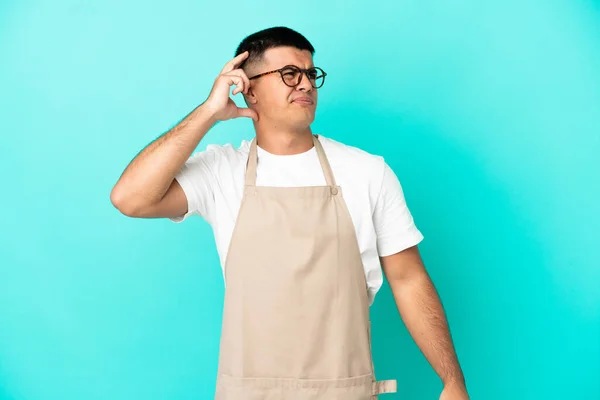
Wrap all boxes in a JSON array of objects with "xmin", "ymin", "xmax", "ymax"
[{"xmin": 234, "ymin": 26, "xmax": 315, "ymax": 71}]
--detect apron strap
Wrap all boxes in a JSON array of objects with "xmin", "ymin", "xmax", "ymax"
[
  {"xmin": 245, "ymin": 134, "xmax": 337, "ymax": 187},
  {"xmin": 372, "ymin": 379, "xmax": 397, "ymax": 395},
  {"xmin": 312, "ymin": 134, "xmax": 337, "ymax": 187},
  {"xmin": 246, "ymin": 136, "xmax": 259, "ymax": 187}
]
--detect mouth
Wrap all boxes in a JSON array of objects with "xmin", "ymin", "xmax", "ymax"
[{"xmin": 293, "ymin": 97, "xmax": 314, "ymax": 105}]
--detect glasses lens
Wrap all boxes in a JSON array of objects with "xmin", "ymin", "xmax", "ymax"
[
  {"xmin": 281, "ymin": 67, "xmax": 301, "ymax": 86},
  {"xmin": 280, "ymin": 66, "xmax": 326, "ymax": 88},
  {"xmin": 309, "ymin": 68, "xmax": 325, "ymax": 88}
]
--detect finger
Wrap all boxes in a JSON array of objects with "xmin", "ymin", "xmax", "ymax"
[
  {"xmin": 242, "ymin": 72, "xmax": 251, "ymax": 94},
  {"xmin": 223, "ymin": 74, "xmax": 244, "ymax": 95},
  {"xmin": 227, "ymin": 69, "xmax": 251, "ymax": 94},
  {"xmin": 236, "ymin": 107, "xmax": 259, "ymax": 121},
  {"xmin": 220, "ymin": 51, "xmax": 249, "ymax": 75}
]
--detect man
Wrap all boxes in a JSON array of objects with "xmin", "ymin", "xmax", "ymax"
[{"xmin": 111, "ymin": 26, "xmax": 469, "ymax": 400}]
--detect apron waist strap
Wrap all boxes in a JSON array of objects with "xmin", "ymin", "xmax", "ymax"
[{"xmin": 372, "ymin": 379, "xmax": 397, "ymax": 395}]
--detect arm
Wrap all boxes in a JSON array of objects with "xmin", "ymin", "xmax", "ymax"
[
  {"xmin": 110, "ymin": 51, "xmax": 257, "ymax": 219},
  {"xmin": 110, "ymin": 103, "xmax": 217, "ymax": 219},
  {"xmin": 380, "ymin": 246, "xmax": 469, "ymax": 398}
]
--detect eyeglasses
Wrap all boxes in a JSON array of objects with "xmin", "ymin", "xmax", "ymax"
[{"xmin": 248, "ymin": 65, "xmax": 327, "ymax": 89}]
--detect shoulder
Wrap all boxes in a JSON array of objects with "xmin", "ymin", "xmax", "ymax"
[
  {"xmin": 203, "ymin": 138, "xmax": 251, "ymax": 159},
  {"xmin": 176, "ymin": 139, "xmax": 250, "ymax": 188},
  {"xmin": 318, "ymin": 134, "xmax": 384, "ymax": 164},
  {"xmin": 187, "ymin": 138, "xmax": 251, "ymax": 168},
  {"xmin": 317, "ymin": 134, "xmax": 386, "ymax": 182}
]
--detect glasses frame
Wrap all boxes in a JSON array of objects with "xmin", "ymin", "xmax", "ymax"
[{"xmin": 248, "ymin": 65, "xmax": 327, "ymax": 89}]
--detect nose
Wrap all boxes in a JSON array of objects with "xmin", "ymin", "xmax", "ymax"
[{"xmin": 296, "ymin": 71, "xmax": 313, "ymax": 92}]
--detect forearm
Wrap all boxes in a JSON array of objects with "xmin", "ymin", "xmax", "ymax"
[
  {"xmin": 389, "ymin": 272, "xmax": 465, "ymax": 386},
  {"xmin": 111, "ymin": 103, "xmax": 217, "ymax": 209}
]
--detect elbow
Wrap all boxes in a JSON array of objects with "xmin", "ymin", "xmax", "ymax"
[{"xmin": 110, "ymin": 186, "xmax": 141, "ymax": 217}]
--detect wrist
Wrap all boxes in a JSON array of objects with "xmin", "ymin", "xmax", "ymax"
[
  {"xmin": 198, "ymin": 101, "xmax": 220, "ymax": 125},
  {"xmin": 442, "ymin": 374, "xmax": 466, "ymax": 388}
]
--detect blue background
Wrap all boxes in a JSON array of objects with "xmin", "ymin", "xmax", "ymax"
[{"xmin": 1, "ymin": 0, "xmax": 599, "ymax": 399}]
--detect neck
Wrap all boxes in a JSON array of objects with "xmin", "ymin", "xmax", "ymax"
[{"xmin": 253, "ymin": 122, "xmax": 314, "ymax": 155}]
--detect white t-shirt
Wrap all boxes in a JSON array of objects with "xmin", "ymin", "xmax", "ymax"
[{"xmin": 170, "ymin": 134, "xmax": 424, "ymax": 305}]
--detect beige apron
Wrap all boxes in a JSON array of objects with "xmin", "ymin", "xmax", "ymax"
[{"xmin": 215, "ymin": 134, "xmax": 397, "ymax": 399}]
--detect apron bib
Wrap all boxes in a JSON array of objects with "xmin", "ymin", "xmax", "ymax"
[{"xmin": 215, "ymin": 135, "xmax": 397, "ymax": 399}]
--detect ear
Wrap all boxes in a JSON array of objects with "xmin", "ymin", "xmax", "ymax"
[{"xmin": 244, "ymin": 86, "xmax": 258, "ymax": 104}]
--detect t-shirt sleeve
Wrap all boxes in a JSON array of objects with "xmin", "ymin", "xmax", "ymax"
[
  {"xmin": 168, "ymin": 149, "xmax": 218, "ymax": 224},
  {"xmin": 373, "ymin": 161, "xmax": 424, "ymax": 256}
]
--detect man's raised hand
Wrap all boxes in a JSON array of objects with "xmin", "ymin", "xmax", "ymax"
[{"xmin": 204, "ymin": 51, "xmax": 259, "ymax": 122}]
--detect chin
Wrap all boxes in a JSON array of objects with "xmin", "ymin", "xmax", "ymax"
[{"xmin": 291, "ymin": 116, "xmax": 315, "ymax": 130}]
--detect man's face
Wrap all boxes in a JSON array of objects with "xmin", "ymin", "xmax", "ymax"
[{"xmin": 246, "ymin": 46, "xmax": 319, "ymax": 130}]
